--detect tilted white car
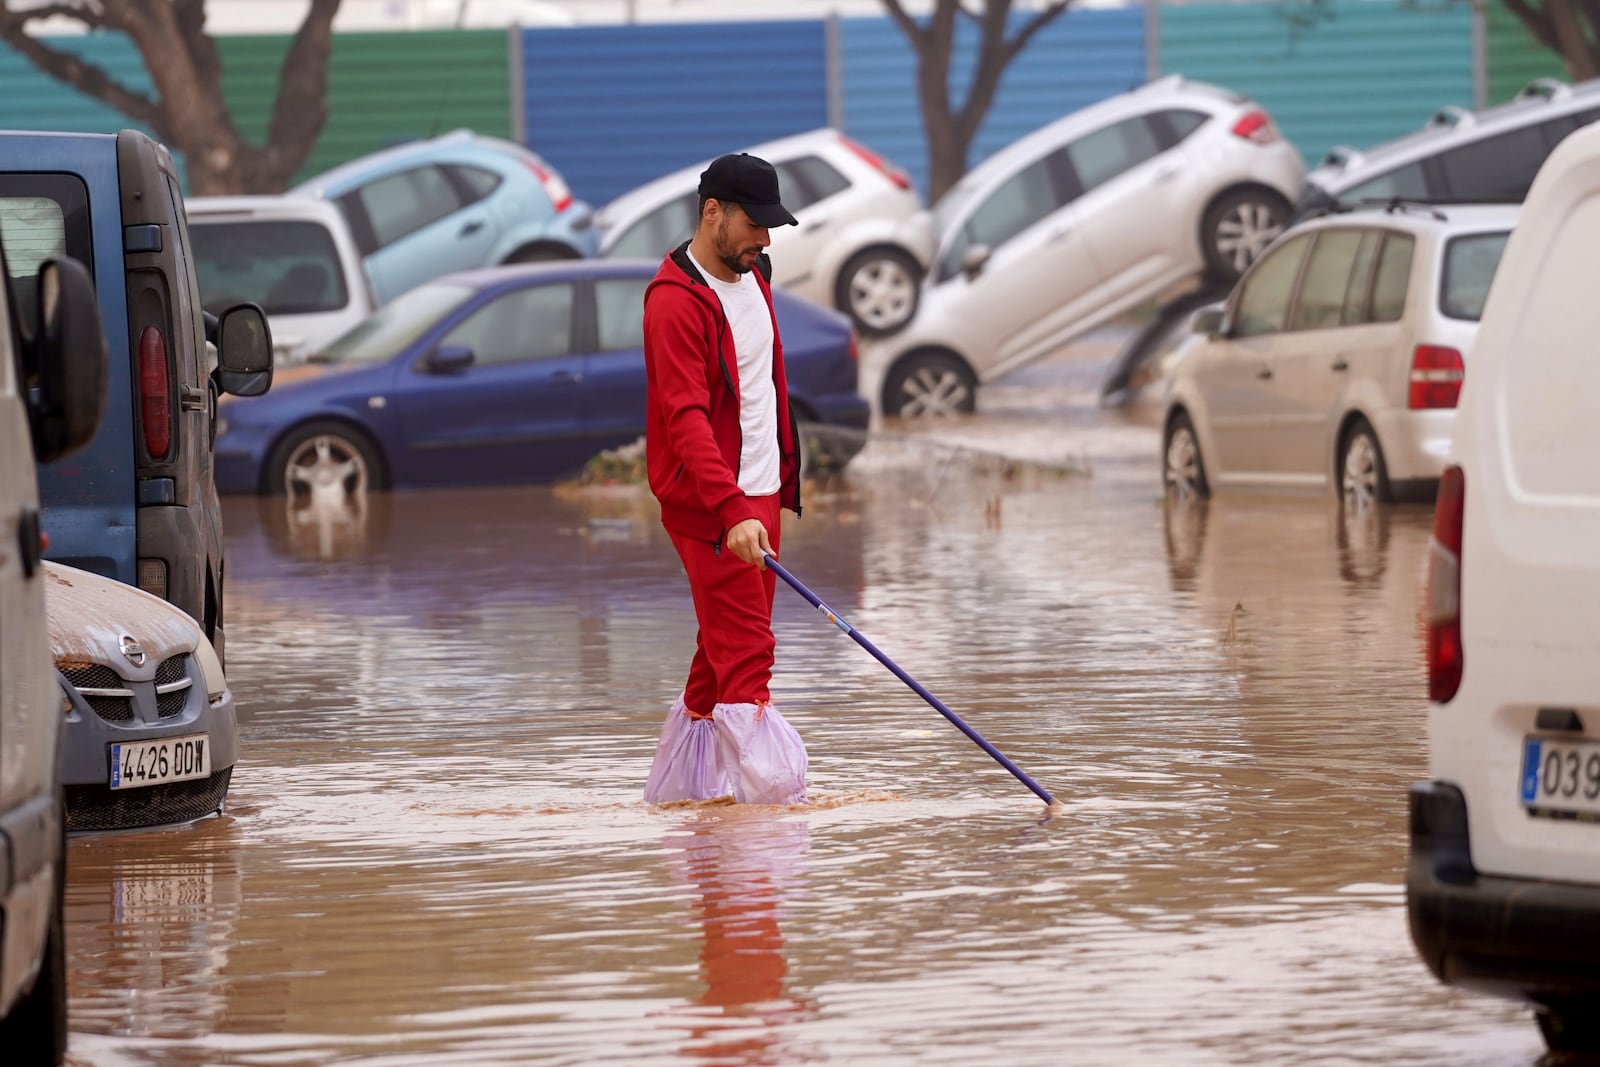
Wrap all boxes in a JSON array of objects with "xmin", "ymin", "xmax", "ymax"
[
  {"xmin": 1159, "ymin": 203, "xmax": 1517, "ymax": 504},
  {"xmin": 47, "ymin": 562, "xmax": 238, "ymax": 833},
  {"xmin": 597, "ymin": 128, "xmax": 933, "ymax": 337},
  {"xmin": 861, "ymin": 75, "xmax": 1305, "ymax": 417}
]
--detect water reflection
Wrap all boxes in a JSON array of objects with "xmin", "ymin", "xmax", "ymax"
[{"xmin": 660, "ymin": 813, "xmax": 813, "ymax": 1066}]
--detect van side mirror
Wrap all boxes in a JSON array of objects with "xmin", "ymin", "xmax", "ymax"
[
  {"xmin": 1190, "ymin": 307, "xmax": 1226, "ymax": 338},
  {"xmin": 426, "ymin": 344, "xmax": 475, "ymax": 375},
  {"xmin": 28, "ymin": 256, "xmax": 107, "ymax": 463},
  {"xmin": 961, "ymin": 244, "xmax": 992, "ymax": 280},
  {"xmin": 216, "ymin": 303, "xmax": 274, "ymax": 398}
]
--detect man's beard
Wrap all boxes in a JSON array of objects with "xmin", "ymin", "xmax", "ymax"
[{"xmin": 716, "ymin": 217, "xmax": 760, "ymax": 275}]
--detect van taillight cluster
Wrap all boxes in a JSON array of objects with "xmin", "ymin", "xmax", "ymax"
[
  {"xmin": 1426, "ymin": 464, "xmax": 1465, "ymax": 703},
  {"xmin": 523, "ymin": 159, "xmax": 573, "ymax": 213},
  {"xmin": 1231, "ymin": 111, "xmax": 1278, "ymax": 145},
  {"xmin": 137, "ymin": 326, "xmax": 170, "ymax": 460},
  {"xmin": 1409, "ymin": 345, "xmax": 1465, "ymax": 409},
  {"xmin": 841, "ymin": 136, "xmax": 913, "ymax": 190}
]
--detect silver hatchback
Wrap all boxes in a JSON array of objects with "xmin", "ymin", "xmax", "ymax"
[{"xmin": 1159, "ymin": 203, "xmax": 1518, "ymax": 504}]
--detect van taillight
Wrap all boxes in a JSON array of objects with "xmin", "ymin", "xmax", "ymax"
[
  {"xmin": 138, "ymin": 326, "xmax": 170, "ymax": 459},
  {"xmin": 1231, "ymin": 111, "xmax": 1279, "ymax": 145},
  {"xmin": 840, "ymin": 136, "xmax": 913, "ymax": 190},
  {"xmin": 1409, "ymin": 345, "xmax": 1465, "ymax": 409},
  {"xmin": 523, "ymin": 159, "xmax": 573, "ymax": 213},
  {"xmin": 1426, "ymin": 465, "xmax": 1465, "ymax": 703},
  {"xmin": 848, "ymin": 331, "xmax": 859, "ymax": 363}
]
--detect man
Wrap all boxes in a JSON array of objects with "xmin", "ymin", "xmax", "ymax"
[{"xmin": 640, "ymin": 152, "xmax": 808, "ymax": 806}]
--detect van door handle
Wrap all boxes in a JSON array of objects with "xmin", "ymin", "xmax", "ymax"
[
  {"xmin": 1256, "ymin": 367, "xmax": 1273, "ymax": 380},
  {"xmin": 180, "ymin": 385, "xmax": 207, "ymax": 411},
  {"xmin": 1330, "ymin": 359, "xmax": 1350, "ymax": 372},
  {"xmin": 459, "ymin": 218, "xmax": 485, "ymax": 237}
]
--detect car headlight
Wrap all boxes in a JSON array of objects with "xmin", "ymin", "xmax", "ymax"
[{"xmin": 194, "ymin": 635, "xmax": 227, "ymax": 703}]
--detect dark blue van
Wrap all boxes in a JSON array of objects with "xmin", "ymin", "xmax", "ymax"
[{"xmin": 0, "ymin": 129, "xmax": 272, "ymax": 663}]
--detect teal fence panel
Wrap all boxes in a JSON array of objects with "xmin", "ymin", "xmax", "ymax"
[
  {"xmin": 0, "ymin": 36, "xmax": 154, "ymax": 134},
  {"xmin": 1159, "ymin": 1, "xmax": 1475, "ymax": 168}
]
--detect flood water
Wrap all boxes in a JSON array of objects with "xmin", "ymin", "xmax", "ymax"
[{"xmin": 63, "ymin": 358, "xmax": 1551, "ymax": 1066}]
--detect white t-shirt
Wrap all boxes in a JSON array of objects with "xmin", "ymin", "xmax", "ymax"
[{"xmin": 687, "ymin": 249, "xmax": 781, "ymax": 496}]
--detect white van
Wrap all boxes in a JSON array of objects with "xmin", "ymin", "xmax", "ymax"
[{"xmin": 1408, "ymin": 121, "xmax": 1600, "ymax": 1053}]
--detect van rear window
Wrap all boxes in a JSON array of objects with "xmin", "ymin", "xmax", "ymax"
[
  {"xmin": 0, "ymin": 174, "xmax": 93, "ymax": 338},
  {"xmin": 190, "ymin": 219, "xmax": 350, "ymax": 317},
  {"xmin": 1439, "ymin": 232, "xmax": 1511, "ymax": 321}
]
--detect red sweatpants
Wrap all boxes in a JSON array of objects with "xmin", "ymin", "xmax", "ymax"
[{"xmin": 669, "ymin": 493, "xmax": 781, "ymax": 714}]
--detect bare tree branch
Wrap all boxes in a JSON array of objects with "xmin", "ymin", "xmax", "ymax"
[
  {"xmin": 880, "ymin": 0, "xmax": 925, "ymax": 45},
  {"xmin": 0, "ymin": 12, "xmax": 163, "ymax": 128}
]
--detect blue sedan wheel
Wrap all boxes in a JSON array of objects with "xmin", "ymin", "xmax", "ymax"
[{"xmin": 266, "ymin": 420, "xmax": 386, "ymax": 498}]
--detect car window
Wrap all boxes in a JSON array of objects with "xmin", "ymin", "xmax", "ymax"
[
  {"xmin": 321, "ymin": 282, "xmax": 474, "ymax": 365},
  {"xmin": 1340, "ymin": 230, "xmax": 1385, "ymax": 324},
  {"xmin": 1437, "ymin": 125, "xmax": 1549, "ymax": 200},
  {"xmin": 352, "ymin": 165, "xmax": 464, "ymax": 249},
  {"xmin": 1290, "ymin": 229, "xmax": 1365, "ymax": 331},
  {"xmin": 191, "ymin": 220, "xmax": 351, "ymax": 316},
  {"xmin": 1439, "ymin": 231, "xmax": 1511, "ymax": 321},
  {"xmin": 1153, "ymin": 109, "xmax": 1210, "ymax": 147},
  {"xmin": 1232, "ymin": 233, "xmax": 1311, "ymax": 338},
  {"xmin": 938, "ymin": 152, "xmax": 1071, "ymax": 280},
  {"xmin": 1370, "ymin": 234, "xmax": 1415, "ymax": 322},
  {"xmin": 777, "ymin": 155, "xmax": 851, "ymax": 212},
  {"xmin": 608, "ymin": 192, "xmax": 697, "ymax": 260},
  {"xmin": 1066, "ymin": 116, "xmax": 1165, "ymax": 193},
  {"xmin": 596, "ymin": 277, "xmax": 649, "ymax": 351},
  {"xmin": 440, "ymin": 283, "xmax": 574, "ymax": 365},
  {"xmin": 1342, "ymin": 162, "xmax": 1429, "ymax": 205},
  {"xmin": 446, "ymin": 164, "xmax": 503, "ymax": 205},
  {"xmin": 0, "ymin": 175, "xmax": 94, "ymax": 339}
]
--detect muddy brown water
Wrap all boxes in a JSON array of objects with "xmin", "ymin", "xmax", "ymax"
[{"xmin": 63, "ymin": 387, "xmax": 1550, "ymax": 1065}]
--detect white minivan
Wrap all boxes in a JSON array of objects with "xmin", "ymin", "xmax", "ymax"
[{"xmin": 1409, "ymin": 121, "xmax": 1600, "ymax": 1053}]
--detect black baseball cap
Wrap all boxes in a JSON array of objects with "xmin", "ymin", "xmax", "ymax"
[{"xmin": 697, "ymin": 152, "xmax": 798, "ymax": 228}]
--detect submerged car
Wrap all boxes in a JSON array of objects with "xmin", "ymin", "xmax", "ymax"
[
  {"xmin": 1297, "ymin": 77, "xmax": 1600, "ymax": 218},
  {"xmin": 48, "ymin": 562, "xmax": 237, "ymax": 833},
  {"xmin": 291, "ymin": 129, "xmax": 598, "ymax": 306},
  {"xmin": 862, "ymin": 74, "xmax": 1305, "ymax": 417},
  {"xmin": 598, "ymin": 128, "xmax": 931, "ymax": 337},
  {"xmin": 188, "ymin": 195, "xmax": 377, "ymax": 366},
  {"xmin": 213, "ymin": 259, "xmax": 869, "ymax": 498},
  {"xmin": 1159, "ymin": 202, "xmax": 1517, "ymax": 504}
]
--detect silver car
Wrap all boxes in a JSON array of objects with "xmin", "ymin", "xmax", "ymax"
[
  {"xmin": 47, "ymin": 562, "xmax": 238, "ymax": 832},
  {"xmin": 1159, "ymin": 203, "xmax": 1518, "ymax": 505},
  {"xmin": 862, "ymin": 75, "xmax": 1305, "ymax": 417},
  {"xmin": 597, "ymin": 128, "xmax": 933, "ymax": 337},
  {"xmin": 1297, "ymin": 77, "xmax": 1600, "ymax": 218}
]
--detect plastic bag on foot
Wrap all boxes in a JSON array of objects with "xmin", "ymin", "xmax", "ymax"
[
  {"xmin": 644, "ymin": 698, "xmax": 731, "ymax": 803},
  {"xmin": 714, "ymin": 702, "xmax": 808, "ymax": 805}
]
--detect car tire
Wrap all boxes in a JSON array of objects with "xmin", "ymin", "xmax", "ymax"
[
  {"xmin": 1538, "ymin": 1005, "xmax": 1600, "ymax": 1053},
  {"xmin": 836, "ymin": 247, "xmax": 921, "ymax": 337},
  {"xmin": 1163, "ymin": 411, "xmax": 1210, "ymax": 498},
  {"xmin": 882, "ymin": 351, "xmax": 976, "ymax": 418},
  {"xmin": 1339, "ymin": 419, "xmax": 1390, "ymax": 508},
  {"xmin": 265, "ymin": 420, "xmax": 387, "ymax": 499},
  {"xmin": 0, "ymin": 802, "xmax": 67, "ymax": 1066},
  {"xmin": 1201, "ymin": 188, "xmax": 1290, "ymax": 281}
]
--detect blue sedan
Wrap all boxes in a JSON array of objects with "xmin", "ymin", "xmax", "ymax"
[{"xmin": 214, "ymin": 259, "xmax": 870, "ymax": 497}]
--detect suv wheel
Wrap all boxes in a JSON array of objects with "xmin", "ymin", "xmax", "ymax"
[
  {"xmin": 267, "ymin": 420, "xmax": 386, "ymax": 499},
  {"xmin": 882, "ymin": 352, "xmax": 975, "ymax": 418},
  {"xmin": 1339, "ymin": 419, "xmax": 1390, "ymax": 507},
  {"xmin": 1201, "ymin": 189, "xmax": 1289, "ymax": 280},
  {"xmin": 1163, "ymin": 412, "xmax": 1210, "ymax": 498},
  {"xmin": 836, "ymin": 248, "xmax": 921, "ymax": 337}
]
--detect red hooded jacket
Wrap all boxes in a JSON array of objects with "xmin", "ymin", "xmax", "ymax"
[{"xmin": 643, "ymin": 242, "xmax": 802, "ymax": 545}]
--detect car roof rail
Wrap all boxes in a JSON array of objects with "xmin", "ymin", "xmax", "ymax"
[
  {"xmin": 1515, "ymin": 77, "xmax": 1571, "ymax": 102},
  {"xmin": 1427, "ymin": 105, "xmax": 1476, "ymax": 129},
  {"xmin": 1318, "ymin": 144, "xmax": 1361, "ymax": 170}
]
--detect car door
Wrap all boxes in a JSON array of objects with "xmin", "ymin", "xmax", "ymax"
[
  {"xmin": 1195, "ymin": 232, "xmax": 1313, "ymax": 480},
  {"xmin": 342, "ymin": 164, "xmax": 497, "ymax": 303},
  {"xmin": 606, "ymin": 191, "xmax": 698, "ymax": 261},
  {"xmin": 581, "ymin": 274, "xmax": 652, "ymax": 452},
  {"xmin": 391, "ymin": 281, "xmax": 593, "ymax": 485},
  {"xmin": 766, "ymin": 154, "xmax": 853, "ymax": 291},
  {"xmin": 1069, "ymin": 112, "xmax": 1194, "ymax": 298},
  {"xmin": 931, "ymin": 147, "xmax": 1101, "ymax": 369}
]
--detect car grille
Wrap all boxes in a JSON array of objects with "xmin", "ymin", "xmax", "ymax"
[
  {"xmin": 66, "ymin": 767, "xmax": 232, "ymax": 833},
  {"xmin": 59, "ymin": 654, "xmax": 193, "ymax": 724}
]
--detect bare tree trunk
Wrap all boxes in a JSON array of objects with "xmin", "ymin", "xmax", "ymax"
[
  {"xmin": 0, "ymin": 0, "xmax": 342, "ymax": 194},
  {"xmin": 883, "ymin": 0, "xmax": 1073, "ymax": 203}
]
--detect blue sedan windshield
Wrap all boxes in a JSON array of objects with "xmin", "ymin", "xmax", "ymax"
[{"xmin": 315, "ymin": 283, "xmax": 475, "ymax": 364}]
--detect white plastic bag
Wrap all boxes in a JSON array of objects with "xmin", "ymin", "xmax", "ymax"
[
  {"xmin": 643, "ymin": 697, "xmax": 731, "ymax": 803},
  {"xmin": 714, "ymin": 702, "xmax": 808, "ymax": 805}
]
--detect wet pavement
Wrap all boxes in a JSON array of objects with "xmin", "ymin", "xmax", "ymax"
[{"xmin": 63, "ymin": 346, "xmax": 1553, "ymax": 1066}]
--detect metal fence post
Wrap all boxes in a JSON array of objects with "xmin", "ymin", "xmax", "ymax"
[
  {"xmin": 826, "ymin": 11, "xmax": 845, "ymax": 131},
  {"xmin": 508, "ymin": 23, "xmax": 525, "ymax": 144},
  {"xmin": 1145, "ymin": 0, "xmax": 1162, "ymax": 82},
  {"xmin": 1471, "ymin": 0, "xmax": 1488, "ymax": 109}
]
